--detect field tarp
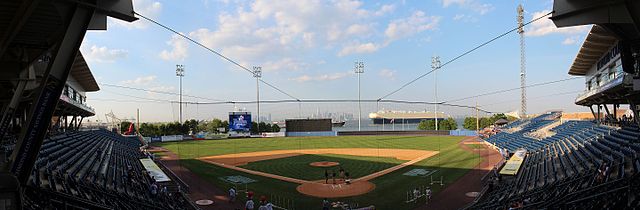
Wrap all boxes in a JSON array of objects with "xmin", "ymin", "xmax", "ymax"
[
  {"xmin": 499, "ymin": 148, "xmax": 527, "ymax": 175},
  {"xmin": 140, "ymin": 158, "xmax": 171, "ymax": 182}
]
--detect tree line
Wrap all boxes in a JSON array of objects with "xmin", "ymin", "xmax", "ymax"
[
  {"xmin": 462, "ymin": 113, "xmax": 516, "ymax": 130},
  {"xmin": 122, "ymin": 118, "xmax": 280, "ymax": 136},
  {"xmin": 417, "ymin": 118, "xmax": 458, "ymax": 130}
]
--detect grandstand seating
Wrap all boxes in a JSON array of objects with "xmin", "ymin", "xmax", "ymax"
[
  {"xmin": 24, "ymin": 129, "xmax": 193, "ymax": 210},
  {"xmin": 485, "ymin": 113, "xmax": 567, "ymax": 152},
  {"xmin": 470, "ymin": 124, "xmax": 640, "ymax": 209}
]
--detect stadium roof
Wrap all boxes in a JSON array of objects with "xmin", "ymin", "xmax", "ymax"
[
  {"xmin": 71, "ymin": 52, "xmax": 100, "ymax": 92},
  {"xmin": 568, "ymin": 25, "xmax": 618, "ymax": 76}
]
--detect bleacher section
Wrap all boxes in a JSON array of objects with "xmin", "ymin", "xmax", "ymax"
[
  {"xmin": 470, "ymin": 124, "xmax": 640, "ymax": 209},
  {"xmin": 485, "ymin": 113, "xmax": 564, "ymax": 152},
  {"xmin": 24, "ymin": 129, "xmax": 194, "ymax": 210}
]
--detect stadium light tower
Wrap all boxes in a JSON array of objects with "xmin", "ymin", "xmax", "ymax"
[
  {"xmin": 431, "ymin": 56, "xmax": 441, "ymax": 130},
  {"xmin": 176, "ymin": 64, "xmax": 185, "ymax": 123},
  {"xmin": 253, "ymin": 66, "xmax": 262, "ymax": 134},
  {"xmin": 517, "ymin": 4, "xmax": 527, "ymax": 118},
  {"xmin": 354, "ymin": 61, "xmax": 365, "ymax": 131}
]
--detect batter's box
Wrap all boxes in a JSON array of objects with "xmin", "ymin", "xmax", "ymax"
[
  {"xmin": 219, "ymin": 175, "xmax": 257, "ymax": 184},
  {"xmin": 403, "ymin": 169, "xmax": 437, "ymax": 177}
]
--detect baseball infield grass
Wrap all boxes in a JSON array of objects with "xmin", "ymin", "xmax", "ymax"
[
  {"xmin": 158, "ymin": 136, "xmax": 481, "ymax": 209},
  {"xmin": 240, "ymin": 154, "xmax": 406, "ymax": 181}
]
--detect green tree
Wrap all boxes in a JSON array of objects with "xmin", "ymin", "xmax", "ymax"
[
  {"xmin": 438, "ymin": 118, "xmax": 458, "ymax": 130},
  {"xmin": 184, "ymin": 119, "xmax": 199, "ymax": 134},
  {"xmin": 120, "ymin": 121, "xmax": 132, "ymax": 133},
  {"xmin": 418, "ymin": 119, "xmax": 436, "ymax": 130},
  {"xmin": 463, "ymin": 117, "xmax": 477, "ymax": 130},
  {"xmin": 272, "ymin": 124, "xmax": 281, "ymax": 132}
]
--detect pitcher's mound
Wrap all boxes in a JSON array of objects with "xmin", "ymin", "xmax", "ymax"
[
  {"xmin": 309, "ymin": 161, "xmax": 340, "ymax": 167},
  {"xmin": 297, "ymin": 180, "xmax": 375, "ymax": 198}
]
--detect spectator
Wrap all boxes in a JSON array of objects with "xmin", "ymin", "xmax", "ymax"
[
  {"xmin": 425, "ymin": 187, "xmax": 432, "ymax": 204},
  {"xmin": 150, "ymin": 183, "xmax": 158, "ymax": 197},
  {"xmin": 160, "ymin": 186, "xmax": 168, "ymax": 195},
  {"xmin": 258, "ymin": 196, "xmax": 273, "ymax": 210},
  {"xmin": 413, "ymin": 187, "xmax": 420, "ymax": 203},
  {"xmin": 229, "ymin": 186, "xmax": 237, "ymax": 203},
  {"xmin": 245, "ymin": 191, "xmax": 255, "ymax": 210},
  {"xmin": 322, "ymin": 198, "xmax": 330, "ymax": 210}
]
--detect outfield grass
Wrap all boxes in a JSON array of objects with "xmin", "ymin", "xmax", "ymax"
[
  {"xmin": 240, "ymin": 154, "xmax": 405, "ymax": 181},
  {"xmin": 157, "ymin": 136, "xmax": 482, "ymax": 209}
]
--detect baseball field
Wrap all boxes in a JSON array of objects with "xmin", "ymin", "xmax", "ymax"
[{"xmin": 157, "ymin": 135, "xmax": 485, "ymax": 209}]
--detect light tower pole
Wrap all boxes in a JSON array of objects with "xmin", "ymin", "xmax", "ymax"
[
  {"xmin": 176, "ymin": 64, "xmax": 185, "ymax": 123},
  {"xmin": 354, "ymin": 61, "xmax": 365, "ymax": 131},
  {"xmin": 253, "ymin": 66, "xmax": 262, "ymax": 134},
  {"xmin": 431, "ymin": 56, "xmax": 441, "ymax": 130},
  {"xmin": 517, "ymin": 4, "xmax": 527, "ymax": 118}
]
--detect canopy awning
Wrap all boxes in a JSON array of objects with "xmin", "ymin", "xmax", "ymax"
[{"xmin": 568, "ymin": 25, "xmax": 618, "ymax": 76}]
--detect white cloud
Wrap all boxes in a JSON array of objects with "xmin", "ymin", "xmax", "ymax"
[
  {"xmin": 82, "ymin": 45, "xmax": 128, "ymax": 63},
  {"xmin": 112, "ymin": 0, "xmax": 162, "ymax": 29},
  {"xmin": 562, "ymin": 36, "xmax": 580, "ymax": 45},
  {"xmin": 453, "ymin": 14, "xmax": 465, "ymax": 21},
  {"xmin": 159, "ymin": 34, "xmax": 189, "ymax": 61},
  {"xmin": 442, "ymin": 0, "xmax": 493, "ymax": 15},
  {"xmin": 262, "ymin": 58, "xmax": 309, "ymax": 72},
  {"xmin": 289, "ymin": 72, "xmax": 350, "ymax": 83},
  {"xmin": 338, "ymin": 42, "xmax": 381, "ymax": 56},
  {"xmin": 121, "ymin": 75, "xmax": 157, "ymax": 85},
  {"xmin": 188, "ymin": 0, "xmax": 401, "ymax": 63},
  {"xmin": 526, "ymin": 10, "xmax": 589, "ymax": 37},
  {"xmin": 384, "ymin": 11, "xmax": 441, "ymax": 42},
  {"xmin": 379, "ymin": 69, "xmax": 397, "ymax": 80},
  {"xmin": 345, "ymin": 24, "xmax": 374, "ymax": 37},
  {"xmin": 374, "ymin": 4, "xmax": 396, "ymax": 16}
]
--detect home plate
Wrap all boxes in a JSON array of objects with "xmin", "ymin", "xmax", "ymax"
[{"xmin": 195, "ymin": 200, "xmax": 214, "ymax": 205}]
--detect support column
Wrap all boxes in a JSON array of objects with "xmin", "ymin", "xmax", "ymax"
[
  {"xmin": 9, "ymin": 3, "xmax": 95, "ymax": 185},
  {"xmin": 77, "ymin": 116, "xmax": 84, "ymax": 131},
  {"xmin": 603, "ymin": 104, "xmax": 611, "ymax": 123},
  {"xmin": 597, "ymin": 105, "xmax": 601, "ymax": 123},
  {"xmin": 0, "ymin": 80, "xmax": 27, "ymax": 139}
]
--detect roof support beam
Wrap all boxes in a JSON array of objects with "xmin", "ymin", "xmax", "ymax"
[
  {"xmin": 8, "ymin": 1, "xmax": 95, "ymax": 185},
  {"xmin": 0, "ymin": 0, "xmax": 40, "ymax": 59}
]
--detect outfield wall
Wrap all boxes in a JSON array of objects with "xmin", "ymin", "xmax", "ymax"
[
  {"xmin": 337, "ymin": 130, "xmax": 450, "ymax": 136},
  {"xmin": 285, "ymin": 131, "xmax": 337, "ymax": 137}
]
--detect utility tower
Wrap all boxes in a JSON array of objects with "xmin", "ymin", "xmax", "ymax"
[
  {"xmin": 431, "ymin": 56, "xmax": 441, "ymax": 130},
  {"xmin": 176, "ymin": 64, "xmax": 185, "ymax": 123},
  {"xmin": 517, "ymin": 4, "xmax": 527, "ymax": 118},
  {"xmin": 253, "ymin": 66, "xmax": 262, "ymax": 134},
  {"xmin": 354, "ymin": 61, "xmax": 364, "ymax": 131}
]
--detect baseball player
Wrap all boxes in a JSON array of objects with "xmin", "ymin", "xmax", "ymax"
[{"xmin": 425, "ymin": 187, "xmax": 432, "ymax": 204}]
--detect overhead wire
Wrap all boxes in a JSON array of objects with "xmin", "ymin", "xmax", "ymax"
[
  {"xmin": 133, "ymin": 11, "xmax": 300, "ymax": 101},
  {"xmin": 377, "ymin": 11, "xmax": 553, "ymax": 100},
  {"xmin": 100, "ymin": 83, "xmax": 223, "ymax": 101},
  {"xmin": 444, "ymin": 77, "xmax": 581, "ymax": 103}
]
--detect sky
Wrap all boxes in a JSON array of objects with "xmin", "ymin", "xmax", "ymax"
[{"xmin": 81, "ymin": 0, "xmax": 593, "ymax": 123}]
